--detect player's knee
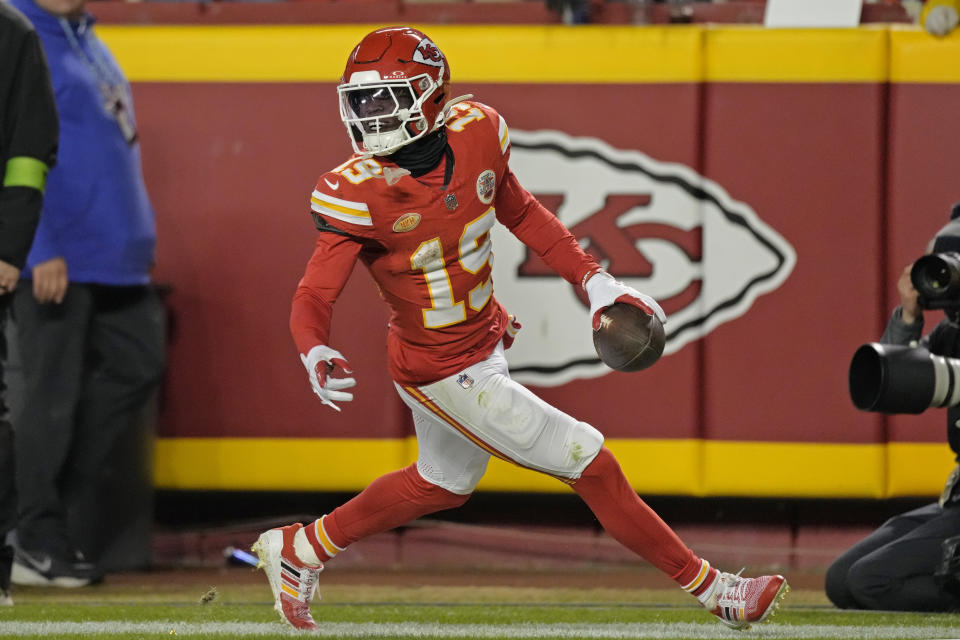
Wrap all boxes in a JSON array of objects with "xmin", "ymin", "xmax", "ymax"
[
  {"xmin": 403, "ymin": 464, "xmax": 472, "ymax": 510},
  {"xmin": 519, "ymin": 419, "xmax": 603, "ymax": 477},
  {"xmin": 437, "ymin": 487, "xmax": 471, "ymax": 510},
  {"xmin": 579, "ymin": 445, "xmax": 616, "ymax": 479},
  {"xmin": 559, "ymin": 421, "xmax": 604, "ymax": 475},
  {"xmin": 419, "ymin": 482, "xmax": 471, "ymax": 511}
]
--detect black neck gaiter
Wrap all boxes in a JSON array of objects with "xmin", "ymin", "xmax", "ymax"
[{"xmin": 387, "ymin": 129, "xmax": 449, "ymax": 178}]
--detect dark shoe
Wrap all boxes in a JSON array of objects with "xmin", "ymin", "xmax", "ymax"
[
  {"xmin": 11, "ymin": 548, "xmax": 96, "ymax": 588},
  {"xmin": 0, "ymin": 587, "xmax": 11, "ymax": 606}
]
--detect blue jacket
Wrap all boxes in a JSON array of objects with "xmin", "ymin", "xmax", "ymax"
[{"xmin": 12, "ymin": 0, "xmax": 155, "ymax": 285}]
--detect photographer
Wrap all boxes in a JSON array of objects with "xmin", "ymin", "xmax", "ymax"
[{"xmin": 826, "ymin": 210, "xmax": 960, "ymax": 612}]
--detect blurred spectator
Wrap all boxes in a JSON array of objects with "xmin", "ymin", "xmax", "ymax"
[
  {"xmin": 0, "ymin": 0, "xmax": 59, "ymax": 605},
  {"xmin": 7, "ymin": 0, "xmax": 164, "ymax": 587},
  {"xmin": 826, "ymin": 208, "xmax": 960, "ymax": 612}
]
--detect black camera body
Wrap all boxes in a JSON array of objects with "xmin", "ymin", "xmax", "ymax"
[
  {"xmin": 849, "ymin": 251, "xmax": 960, "ymax": 414},
  {"xmin": 849, "ymin": 207, "xmax": 960, "ymax": 415},
  {"xmin": 912, "ymin": 251, "xmax": 960, "ymax": 313}
]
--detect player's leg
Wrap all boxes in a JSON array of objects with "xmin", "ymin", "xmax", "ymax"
[
  {"xmin": 572, "ymin": 446, "xmax": 787, "ymax": 627},
  {"xmin": 253, "ymin": 394, "xmax": 490, "ymax": 630},
  {"xmin": 410, "ymin": 342, "xmax": 787, "ymax": 629},
  {"xmin": 408, "ymin": 345, "xmax": 698, "ymax": 577},
  {"xmin": 278, "ymin": 405, "xmax": 488, "ymax": 566}
]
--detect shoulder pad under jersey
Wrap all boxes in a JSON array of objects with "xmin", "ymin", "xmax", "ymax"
[
  {"xmin": 310, "ymin": 158, "xmax": 387, "ymax": 236},
  {"xmin": 445, "ymin": 100, "xmax": 510, "ymax": 158}
]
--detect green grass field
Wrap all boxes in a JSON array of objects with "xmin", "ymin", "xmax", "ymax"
[{"xmin": 3, "ymin": 569, "xmax": 960, "ymax": 640}]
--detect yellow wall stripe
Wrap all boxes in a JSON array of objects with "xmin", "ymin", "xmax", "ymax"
[
  {"xmin": 704, "ymin": 26, "xmax": 888, "ymax": 82},
  {"xmin": 887, "ymin": 441, "xmax": 955, "ymax": 495},
  {"xmin": 95, "ymin": 24, "xmax": 957, "ymax": 85},
  {"xmin": 890, "ymin": 26, "xmax": 960, "ymax": 83},
  {"xmin": 96, "ymin": 24, "xmax": 703, "ymax": 83},
  {"xmin": 702, "ymin": 441, "xmax": 889, "ymax": 498},
  {"xmin": 152, "ymin": 437, "xmax": 954, "ymax": 498},
  {"xmin": 153, "ymin": 437, "xmax": 417, "ymax": 492},
  {"xmin": 95, "ymin": 24, "xmax": 960, "ymax": 85}
]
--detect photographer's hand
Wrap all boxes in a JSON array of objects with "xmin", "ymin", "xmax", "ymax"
[{"xmin": 898, "ymin": 264, "xmax": 921, "ymax": 325}]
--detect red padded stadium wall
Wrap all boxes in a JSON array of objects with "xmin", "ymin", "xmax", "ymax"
[
  {"xmin": 886, "ymin": 83, "xmax": 960, "ymax": 449},
  {"xmin": 106, "ymin": 23, "xmax": 960, "ymax": 495}
]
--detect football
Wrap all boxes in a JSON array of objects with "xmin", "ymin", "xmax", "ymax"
[{"xmin": 592, "ymin": 302, "xmax": 666, "ymax": 372}]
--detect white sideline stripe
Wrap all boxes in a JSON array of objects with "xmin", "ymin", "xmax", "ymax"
[{"xmin": 3, "ymin": 621, "xmax": 960, "ymax": 638}]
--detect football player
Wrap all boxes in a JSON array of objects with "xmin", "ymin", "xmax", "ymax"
[{"xmin": 253, "ymin": 26, "xmax": 789, "ymax": 631}]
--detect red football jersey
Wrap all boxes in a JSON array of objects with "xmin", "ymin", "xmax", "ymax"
[{"xmin": 292, "ymin": 101, "xmax": 599, "ymax": 385}]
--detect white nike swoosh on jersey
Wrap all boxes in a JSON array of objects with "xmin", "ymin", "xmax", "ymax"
[{"xmin": 324, "ymin": 178, "xmax": 340, "ymax": 190}]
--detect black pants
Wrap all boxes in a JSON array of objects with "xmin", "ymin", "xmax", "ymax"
[
  {"xmin": 8, "ymin": 283, "xmax": 164, "ymax": 567},
  {"xmin": 825, "ymin": 502, "xmax": 960, "ymax": 611},
  {"xmin": 0, "ymin": 293, "xmax": 15, "ymax": 592}
]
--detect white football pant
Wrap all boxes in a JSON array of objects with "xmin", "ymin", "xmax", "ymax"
[{"xmin": 395, "ymin": 342, "xmax": 604, "ymax": 494}]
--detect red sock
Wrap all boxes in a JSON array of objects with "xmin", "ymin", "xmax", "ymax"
[
  {"xmin": 302, "ymin": 464, "xmax": 470, "ymax": 562},
  {"xmin": 572, "ymin": 446, "xmax": 714, "ymax": 591}
]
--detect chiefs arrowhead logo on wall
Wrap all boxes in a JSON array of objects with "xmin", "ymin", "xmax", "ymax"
[{"xmin": 492, "ymin": 130, "xmax": 796, "ymax": 387}]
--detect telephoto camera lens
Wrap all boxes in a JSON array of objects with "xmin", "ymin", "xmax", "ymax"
[
  {"xmin": 850, "ymin": 342, "xmax": 960, "ymax": 413},
  {"xmin": 912, "ymin": 252, "xmax": 960, "ymax": 309}
]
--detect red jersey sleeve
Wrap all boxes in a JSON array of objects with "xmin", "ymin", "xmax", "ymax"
[
  {"xmin": 290, "ymin": 230, "xmax": 363, "ymax": 354},
  {"xmin": 494, "ymin": 168, "xmax": 600, "ymax": 287}
]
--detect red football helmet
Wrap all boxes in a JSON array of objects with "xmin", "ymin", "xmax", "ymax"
[{"xmin": 338, "ymin": 26, "xmax": 452, "ymax": 156}]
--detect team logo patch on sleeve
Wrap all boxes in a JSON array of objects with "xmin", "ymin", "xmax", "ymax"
[
  {"xmin": 476, "ymin": 170, "xmax": 496, "ymax": 205},
  {"xmin": 393, "ymin": 212, "xmax": 422, "ymax": 233}
]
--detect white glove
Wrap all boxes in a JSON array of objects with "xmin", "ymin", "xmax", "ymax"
[
  {"xmin": 503, "ymin": 314, "xmax": 522, "ymax": 349},
  {"xmin": 926, "ymin": 4, "xmax": 959, "ymax": 36},
  {"xmin": 300, "ymin": 345, "xmax": 356, "ymax": 412},
  {"xmin": 584, "ymin": 270, "xmax": 666, "ymax": 330}
]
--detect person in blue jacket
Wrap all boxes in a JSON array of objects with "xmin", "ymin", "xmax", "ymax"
[{"xmin": 7, "ymin": 0, "xmax": 165, "ymax": 587}]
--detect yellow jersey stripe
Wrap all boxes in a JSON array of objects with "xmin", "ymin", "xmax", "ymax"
[
  {"xmin": 310, "ymin": 189, "xmax": 369, "ymax": 212},
  {"xmin": 310, "ymin": 199, "xmax": 373, "ymax": 227},
  {"xmin": 498, "ymin": 118, "xmax": 510, "ymax": 155},
  {"xmin": 309, "ymin": 196, "xmax": 370, "ymax": 218},
  {"xmin": 311, "ymin": 204, "xmax": 374, "ymax": 227}
]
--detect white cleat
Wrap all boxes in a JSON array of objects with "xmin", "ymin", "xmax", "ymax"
[
  {"xmin": 251, "ymin": 524, "xmax": 323, "ymax": 631},
  {"xmin": 705, "ymin": 571, "xmax": 789, "ymax": 630}
]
